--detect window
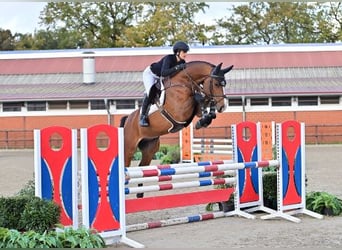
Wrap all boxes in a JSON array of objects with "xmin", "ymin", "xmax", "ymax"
[
  {"xmin": 320, "ymin": 96, "xmax": 340, "ymax": 105},
  {"xmin": 48, "ymin": 101, "xmax": 67, "ymax": 110},
  {"xmin": 298, "ymin": 96, "xmax": 318, "ymax": 106},
  {"xmin": 27, "ymin": 101, "xmax": 46, "ymax": 111},
  {"xmin": 116, "ymin": 99, "xmax": 135, "ymax": 109},
  {"xmin": 69, "ymin": 100, "xmax": 89, "ymax": 109},
  {"xmin": 2, "ymin": 102, "xmax": 24, "ymax": 112},
  {"xmin": 250, "ymin": 98, "xmax": 268, "ymax": 106},
  {"xmin": 90, "ymin": 100, "xmax": 106, "ymax": 110},
  {"xmin": 228, "ymin": 98, "xmax": 243, "ymax": 106},
  {"xmin": 272, "ymin": 97, "xmax": 291, "ymax": 106}
]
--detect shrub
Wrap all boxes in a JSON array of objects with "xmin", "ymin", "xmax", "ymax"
[
  {"xmin": 0, "ymin": 196, "xmax": 31, "ymax": 229},
  {"xmin": 306, "ymin": 191, "xmax": 342, "ymax": 216},
  {"xmin": 0, "ymin": 226, "xmax": 105, "ymax": 248},
  {"xmin": 0, "ymin": 196, "xmax": 60, "ymax": 233},
  {"xmin": 18, "ymin": 196, "xmax": 61, "ymax": 233},
  {"xmin": 160, "ymin": 145, "xmax": 180, "ymax": 164},
  {"xmin": 132, "ymin": 144, "xmax": 180, "ymax": 163},
  {"xmin": 56, "ymin": 226, "xmax": 106, "ymax": 248},
  {"xmin": 262, "ymin": 172, "xmax": 277, "ymax": 209},
  {"xmin": 158, "ymin": 145, "xmax": 169, "ymax": 155},
  {"xmin": 133, "ymin": 150, "xmax": 142, "ymax": 160}
]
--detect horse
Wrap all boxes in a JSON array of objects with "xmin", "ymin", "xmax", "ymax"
[{"xmin": 120, "ymin": 60, "xmax": 233, "ymax": 197}]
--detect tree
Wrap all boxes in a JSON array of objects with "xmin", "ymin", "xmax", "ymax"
[
  {"xmin": 7, "ymin": 2, "xmax": 342, "ymax": 49},
  {"xmin": 314, "ymin": 2, "xmax": 342, "ymax": 42},
  {"xmin": 12, "ymin": 33, "xmax": 35, "ymax": 50},
  {"xmin": 39, "ymin": 2, "xmax": 145, "ymax": 48},
  {"xmin": 213, "ymin": 2, "xmax": 341, "ymax": 45},
  {"xmin": 38, "ymin": 2, "xmax": 209, "ymax": 49},
  {"xmin": 0, "ymin": 29, "xmax": 15, "ymax": 50},
  {"xmin": 267, "ymin": 2, "xmax": 318, "ymax": 43},
  {"xmin": 213, "ymin": 2, "xmax": 273, "ymax": 45},
  {"xmin": 121, "ymin": 2, "xmax": 209, "ymax": 47}
]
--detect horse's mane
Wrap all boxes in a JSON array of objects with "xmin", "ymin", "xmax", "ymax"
[{"xmin": 185, "ymin": 60, "xmax": 215, "ymax": 68}]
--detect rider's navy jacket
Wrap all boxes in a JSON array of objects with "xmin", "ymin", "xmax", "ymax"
[{"xmin": 150, "ymin": 54, "xmax": 185, "ymax": 77}]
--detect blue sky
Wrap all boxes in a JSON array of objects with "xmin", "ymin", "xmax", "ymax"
[{"xmin": 0, "ymin": 2, "xmax": 234, "ymax": 34}]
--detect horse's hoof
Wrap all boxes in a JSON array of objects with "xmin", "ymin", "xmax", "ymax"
[{"xmin": 195, "ymin": 120, "xmax": 203, "ymax": 129}]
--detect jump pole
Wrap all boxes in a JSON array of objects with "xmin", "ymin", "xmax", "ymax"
[{"xmin": 124, "ymin": 159, "xmax": 279, "ymax": 231}]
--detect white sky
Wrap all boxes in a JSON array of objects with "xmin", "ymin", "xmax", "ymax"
[{"xmin": 0, "ymin": 2, "xmax": 235, "ymax": 34}]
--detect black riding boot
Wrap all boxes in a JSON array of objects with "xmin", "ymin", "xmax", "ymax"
[{"xmin": 139, "ymin": 94, "xmax": 151, "ymax": 127}]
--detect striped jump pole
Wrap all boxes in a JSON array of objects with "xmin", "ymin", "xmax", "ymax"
[
  {"xmin": 125, "ymin": 176, "xmax": 236, "ymax": 195},
  {"xmin": 126, "ymin": 160, "xmax": 278, "ymax": 179},
  {"xmin": 124, "ymin": 159, "xmax": 279, "ymax": 222},
  {"xmin": 126, "ymin": 211, "xmax": 227, "ymax": 232},
  {"xmin": 126, "ymin": 159, "xmax": 234, "ymax": 171},
  {"xmin": 126, "ymin": 170, "xmax": 236, "ymax": 185}
]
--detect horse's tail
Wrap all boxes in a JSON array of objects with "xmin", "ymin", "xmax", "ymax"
[{"xmin": 120, "ymin": 115, "xmax": 128, "ymax": 127}]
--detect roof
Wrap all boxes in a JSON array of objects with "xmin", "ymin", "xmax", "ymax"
[
  {"xmin": 1, "ymin": 44, "xmax": 342, "ymax": 101},
  {"xmin": 1, "ymin": 67, "xmax": 342, "ymax": 101}
]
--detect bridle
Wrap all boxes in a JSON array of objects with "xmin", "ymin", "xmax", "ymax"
[{"xmin": 183, "ymin": 66, "xmax": 227, "ymax": 105}]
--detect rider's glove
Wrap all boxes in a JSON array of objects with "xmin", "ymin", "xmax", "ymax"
[{"xmin": 175, "ymin": 63, "xmax": 186, "ymax": 71}]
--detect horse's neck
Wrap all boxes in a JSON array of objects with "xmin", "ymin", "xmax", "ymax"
[{"xmin": 161, "ymin": 74, "xmax": 197, "ymax": 118}]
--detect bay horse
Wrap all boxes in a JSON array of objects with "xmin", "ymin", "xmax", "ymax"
[{"xmin": 120, "ymin": 61, "xmax": 233, "ymax": 196}]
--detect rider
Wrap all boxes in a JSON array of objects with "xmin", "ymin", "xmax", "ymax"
[{"xmin": 139, "ymin": 41, "xmax": 190, "ymax": 127}]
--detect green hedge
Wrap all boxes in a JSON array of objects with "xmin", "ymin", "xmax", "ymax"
[
  {"xmin": 262, "ymin": 172, "xmax": 277, "ymax": 209},
  {"xmin": 0, "ymin": 196, "xmax": 60, "ymax": 233}
]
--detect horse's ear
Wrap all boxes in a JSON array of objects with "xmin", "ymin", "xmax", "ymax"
[
  {"xmin": 213, "ymin": 62, "xmax": 223, "ymax": 75},
  {"xmin": 223, "ymin": 65, "xmax": 234, "ymax": 74}
]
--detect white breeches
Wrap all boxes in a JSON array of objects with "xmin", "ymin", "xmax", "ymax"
[{"xmin": 143, "ymin": 66, "xmax": 159, "ymax": 97}]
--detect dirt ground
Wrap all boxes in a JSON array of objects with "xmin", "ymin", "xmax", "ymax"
[{"xmin": 1, "ymin": 145, "xmax": 342, "ymax": 248}]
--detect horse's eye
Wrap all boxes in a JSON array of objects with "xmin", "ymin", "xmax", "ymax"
[{"xmin": 219, "ymin": 80, "xmax": 226, "ymax": 87}]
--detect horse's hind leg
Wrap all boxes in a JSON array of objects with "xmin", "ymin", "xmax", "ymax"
[
  {"xmin": 136, "ymin": 137, "xmax": 160, "ymax": 198},
  {"xmin": 139, "ymin": 137, "xmax": 160, "ymax": 166}
]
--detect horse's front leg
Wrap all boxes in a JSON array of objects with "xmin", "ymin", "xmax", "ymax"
[{"xmin": 195, "ymin": 101, "xmax": 217, "ymax": 129}]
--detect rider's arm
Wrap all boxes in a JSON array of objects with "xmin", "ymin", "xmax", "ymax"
[{"xmin": 161, "ymin": 55, "xmax": 185, "ymax": 77}]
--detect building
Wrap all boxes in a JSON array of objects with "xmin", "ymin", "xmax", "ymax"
[{"xmin": 1, "ymin": 43, "xmax": 342, "ymax": 148}]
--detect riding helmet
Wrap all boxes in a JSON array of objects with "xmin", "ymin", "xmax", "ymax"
[{"xmin": 173, "ymin": 41, "xmax": 190, "ymax": 54}]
